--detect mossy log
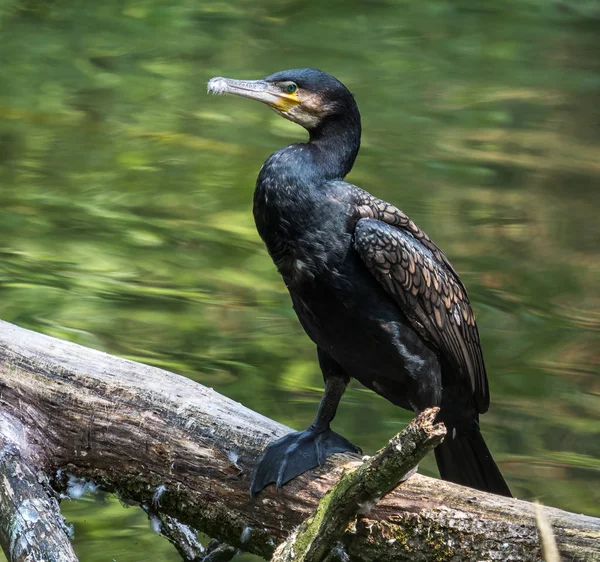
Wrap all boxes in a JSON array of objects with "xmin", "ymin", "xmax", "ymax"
[{"xmin": 0, "ymin": 320, "xmax": 599, "ymax": 561}]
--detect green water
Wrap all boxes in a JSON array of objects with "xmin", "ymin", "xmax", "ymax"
[{"xmin": 1, "ymin": 1, "xmax": 599, "ymax": 560}]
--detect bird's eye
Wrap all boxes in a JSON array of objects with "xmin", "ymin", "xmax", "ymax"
[{"xmin": 285, "ymin": 83, "xmax": 298, "ymax": 94}]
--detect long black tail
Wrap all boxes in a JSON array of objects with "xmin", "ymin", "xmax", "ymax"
[{"xmin": 434, "ymin": 422, "xmax": 512, "ymax": 497}]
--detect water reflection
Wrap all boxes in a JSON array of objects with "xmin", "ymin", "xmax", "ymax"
[{"xmin": 0, "ymin": 1, "xmax": 598, "ymax": 560}]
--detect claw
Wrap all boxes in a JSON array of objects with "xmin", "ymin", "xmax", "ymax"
[{"xmin": 250, "ymin": 428, "xmax": 360, "ymax": 496}]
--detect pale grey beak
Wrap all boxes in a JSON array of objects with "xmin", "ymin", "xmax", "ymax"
[
  {"xmin": 207, "ymin": 77, "xmax": 281, "ymax": 106},
  {"xmin": 207, "ymin": 76, "xmax": 301, "ymax": 114}
]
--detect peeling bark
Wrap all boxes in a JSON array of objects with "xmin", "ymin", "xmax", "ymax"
[{"xmin": 0, "ymin": 320, "xmax": 599, "ymax": 561}]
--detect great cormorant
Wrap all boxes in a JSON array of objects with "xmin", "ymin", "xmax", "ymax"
[{"xmin": 208, "ymin": 68, "xmax": 511, "ymax": 498}]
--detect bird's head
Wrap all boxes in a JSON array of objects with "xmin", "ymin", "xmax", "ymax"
[{"xmin": 208, "ymin": 68, "xmax": 357, "ymax": 131}]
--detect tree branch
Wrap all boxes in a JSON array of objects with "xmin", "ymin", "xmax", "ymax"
[
  {"xmin": 142, "ymin": 508, "xmax": 206, "ymax": 562},
  {"xmin": 0, "ymin": 412, "xmax": 78, "ymax": 562},
  {"xmin": 0, "ymin": 320, "xmax": 599, "ymax": 561}
]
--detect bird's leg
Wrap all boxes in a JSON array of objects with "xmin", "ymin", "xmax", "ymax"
[
  {"xmin": 249, "ymin": 351, "xmax": 361, "ymax": 496},
  {"xmin": 308, "ymin": 373, "xmax": 346, "ymax": 432}
]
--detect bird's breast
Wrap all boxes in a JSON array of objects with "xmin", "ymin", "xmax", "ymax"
[{"xmin": 253, "ymin": 180, "xmax": 355, "ymax": 288}]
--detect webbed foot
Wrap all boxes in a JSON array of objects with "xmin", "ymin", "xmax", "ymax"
[{"xmin": 250, "ymin": 427, "xmax": 361, "ymax": 496}]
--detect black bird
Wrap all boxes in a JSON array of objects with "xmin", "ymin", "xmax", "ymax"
[{"xmin": 208, "ymin": 68, "xmax": 511, "ymax": 498}]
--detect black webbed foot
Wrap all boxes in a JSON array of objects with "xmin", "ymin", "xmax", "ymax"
[{"xmin": 250, "ymin": 427, "xmax": 361, "ymax": 496}]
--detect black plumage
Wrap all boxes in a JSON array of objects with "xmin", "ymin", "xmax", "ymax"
[{"xmin": 208, "ymin": 68, "xmax": 511, "ymax": 498}]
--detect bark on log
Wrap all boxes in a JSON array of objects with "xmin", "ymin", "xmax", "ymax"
[{"xmin": 0, "ymin": 319, "xmax": 599, "ymax": 561}]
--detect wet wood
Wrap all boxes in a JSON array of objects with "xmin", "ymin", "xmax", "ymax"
[{"xmin": 0, "ymin": 320, "xmax": 599, "ymax": 561}]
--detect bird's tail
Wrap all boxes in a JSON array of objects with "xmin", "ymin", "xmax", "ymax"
[{"xmin": 434, "ymin": 420, "xmax": 512, "ymax": 497}]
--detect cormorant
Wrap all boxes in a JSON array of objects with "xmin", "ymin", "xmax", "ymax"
[{"xmin": 208, "ymin": 68, "xmax": 512, "ymax": 498}]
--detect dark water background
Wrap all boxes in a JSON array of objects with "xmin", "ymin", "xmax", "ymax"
[{"xmin": 1, "ymin": 1, "xmax": 599, "ymax": 560}]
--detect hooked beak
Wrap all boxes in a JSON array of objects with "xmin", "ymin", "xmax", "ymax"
[{"xmin": 207, "ymin": 77, "xmax": 300, "ymax": 112}]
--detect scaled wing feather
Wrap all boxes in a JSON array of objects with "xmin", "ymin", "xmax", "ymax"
[{"xmin": 351, "ymin": 186, "xmax": 489, "ymax": 413}]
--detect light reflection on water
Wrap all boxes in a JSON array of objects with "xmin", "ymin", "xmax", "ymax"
[{"xmin": 0, "ymin": 1, "xmax": 598, "ymax": 560}]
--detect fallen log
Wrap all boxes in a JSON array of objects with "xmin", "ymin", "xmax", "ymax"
[{"xmin": 0, "ymin": 320, "xmax": 598, "ymax": 561}]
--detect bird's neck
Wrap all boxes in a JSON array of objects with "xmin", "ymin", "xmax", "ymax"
[{"xmin": 307, "ymin": 106, "xmax": 361, "ymax": 180}]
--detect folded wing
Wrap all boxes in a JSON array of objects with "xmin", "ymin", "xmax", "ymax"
[{"xmin": 352, "ymin": 198, "xmax": 489, "ymax": 413}]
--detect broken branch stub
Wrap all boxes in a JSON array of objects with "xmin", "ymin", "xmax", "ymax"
[{"xmin": 271, "ymin": 408, "xmax": 446, "ymax": 562}]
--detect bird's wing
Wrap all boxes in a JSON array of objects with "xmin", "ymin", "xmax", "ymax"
[
  {"xmin": 350, "ymin": 187, "xmax": 489, "ymax": 413},
  {"xmin": 352, "ymin": 187, "xmax": 462, "ymax": 281}
]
